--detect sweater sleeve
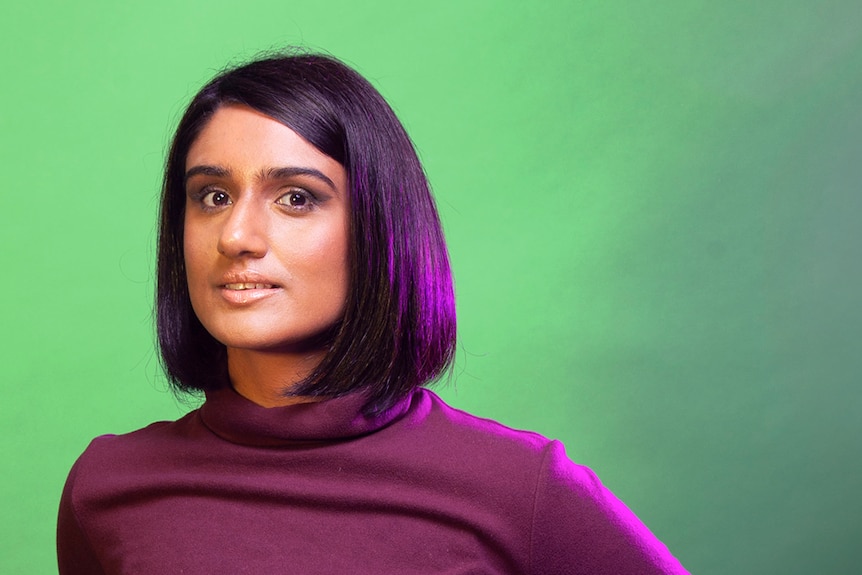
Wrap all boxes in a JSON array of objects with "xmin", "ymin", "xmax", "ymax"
[
  {"xmin": 57, "ymin": 458, "xmax": 107, "ymax": 575},
  {"xmin": 528, "ymin": 440, "xmax": 689, "ymax": 575}
]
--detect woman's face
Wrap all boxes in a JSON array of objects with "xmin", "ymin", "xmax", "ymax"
[{"xmin": 183, "ymin": 104, "xmax": 350, "ymax": 353}]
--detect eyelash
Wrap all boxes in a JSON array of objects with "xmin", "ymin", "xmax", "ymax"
[
  {"xmin": 191, "ymin": 187, "xmax": 319, "ymax": 213},
  {"xmin": 275, "ymin": 188, "xmax": 318, "ymax": 212},
  {"xmin": 195, "ymin": 188, "xmax": 231, "ymax": 210}
]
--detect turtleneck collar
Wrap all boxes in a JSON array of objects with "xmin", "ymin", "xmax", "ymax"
[{"xmin": 198, "ymin": 385, "xmax": 414, "ymax": 447}]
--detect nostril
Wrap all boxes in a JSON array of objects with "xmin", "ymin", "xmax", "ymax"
[{"xmin": 217, "ymin": 231, "xmax": 268, "ymax": 259}]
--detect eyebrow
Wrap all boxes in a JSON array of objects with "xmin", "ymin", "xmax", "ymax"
[
  {"xmin": 184, "ymin": 165, "xmax": 229, "ymax": 184},
  {"xmin": 184, "ymin": 165, "xmax": 338, "ymax": 192},
  {"xmin": 261, "ymin": 166, "xmax": 337, "ymax": 191}
]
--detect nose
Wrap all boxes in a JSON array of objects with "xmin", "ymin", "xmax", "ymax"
[{"xmin": 217, "ymin": 199, "xmax": 268, "ymax": 258}]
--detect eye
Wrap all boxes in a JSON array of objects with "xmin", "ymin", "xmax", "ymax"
[
  {"xmin": 276, "ymin": 189, "xmax": 316, "ymax": 211},
  {"xmin": 201, "ymin": 189, "xmax": 231, "ymax": 207}
]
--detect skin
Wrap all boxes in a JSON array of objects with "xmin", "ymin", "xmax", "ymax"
[{"xmin": 183, "ymin": 104, "xmax": 350, "ymax": 407}]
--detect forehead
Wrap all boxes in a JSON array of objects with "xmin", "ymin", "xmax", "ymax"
[{"xmin": 186, "ymin": 105, "xmax": 343, "ymax": 179}]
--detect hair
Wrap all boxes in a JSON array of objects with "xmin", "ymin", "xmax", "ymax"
[{"xmin": 157, "ymin": 50, "xmax": 456, "ymax": 415}]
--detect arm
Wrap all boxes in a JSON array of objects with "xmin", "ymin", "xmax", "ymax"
[
  {"xmin": 529, "ymin": 441, "xmax": 689, "ymax": 575},
  {"xmin": 57, "ymin": 459, "xmax": 107, "ymax": 575}
]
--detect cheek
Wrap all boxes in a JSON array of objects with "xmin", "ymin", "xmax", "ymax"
[
  {"xmin": 182, "ymin": 221, "xmax": 209, "ymax": 300},
  {"xmin": 301, "ymin": 221, "xmax": 350, "ymax": 307},
  {"xmin": 328, "ymin": 223, "xmax": 351, "ymax": 300}
]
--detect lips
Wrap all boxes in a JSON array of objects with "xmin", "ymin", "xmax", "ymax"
[
  {"xmin": 217, "ymin": 270, "xmax": 282, "ymax": 289},
  {"xmin": 223, "ymin": 282, "xmax": 277, "ymax": 290},
  {"xmin": 216, "ymin": 272, "xmax": 282, "ymax": 305}
]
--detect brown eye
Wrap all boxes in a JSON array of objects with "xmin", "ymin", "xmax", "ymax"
[
  {"xmin": 276, "ymin": 189, "xmax": 316, "ymax": 211},
  {"xmin": 202, "ymin": 190, "xmax": 231, "ymax": 207}
]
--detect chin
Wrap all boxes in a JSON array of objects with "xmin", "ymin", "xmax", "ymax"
[{"xmin": 212, "ymin": 322, "xmax": 341, "ymax": 354}]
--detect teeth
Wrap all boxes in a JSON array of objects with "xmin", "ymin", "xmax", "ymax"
[{"xmin": 224, "ymin": 283, "xmax": 275, "ymax": 290}]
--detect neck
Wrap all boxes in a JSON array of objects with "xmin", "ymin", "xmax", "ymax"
[{"xmin": 227, "ymin": 347, "xmax": 326, "ymax": 408}]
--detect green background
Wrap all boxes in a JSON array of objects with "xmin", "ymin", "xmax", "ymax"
[{"xmin": 2, "ymin": 1, "xmax": 860, "ymax": 573}]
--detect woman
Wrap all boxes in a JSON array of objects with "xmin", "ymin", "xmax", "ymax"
[{"xmin": 58, "ymin": 51, "xmax": 689, "ymax": 574}]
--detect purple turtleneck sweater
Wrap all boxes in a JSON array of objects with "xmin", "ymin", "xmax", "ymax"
[{"xmin": 57, "ymin": 387, "xmax": 688, "ymax": 574}]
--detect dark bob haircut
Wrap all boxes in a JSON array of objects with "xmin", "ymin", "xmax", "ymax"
[{"xmin": 157, "ymin": 51, "xmax": 456, "ymax": 415}]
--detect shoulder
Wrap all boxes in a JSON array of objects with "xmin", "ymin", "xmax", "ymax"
[
  {"xmin": 80, "ymin": 409, "xmax": 199, "ymax": 454},
  {"xmin": 415, "ymin": 390, "xmax": 616, "ymax": 507},
  {"xmin": 407, "ymin": 390, "xmax": 689, "ymax": 574},
  {"xmin": 64, "ymin": 409, "xmax": 203, "ymax": 499},
  {"xmin": 418, "ymin": 389, "xmax": 550, "ymax": 444},
  {"xmin": 391, "ymin": 389, "xmax": 597, "ymax": 502},
  {"xmin": 400, "ymin": 389, "xmax": 560, "ymax": 467}
]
